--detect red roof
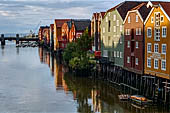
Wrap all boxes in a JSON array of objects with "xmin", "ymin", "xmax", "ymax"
[
  {"xmin": 55, "ymin": 19, "xmax": 71, "ymax": 27},
  {"xmin": 160, "ymin": 2, "xmax": 170, "ymax": 19}
]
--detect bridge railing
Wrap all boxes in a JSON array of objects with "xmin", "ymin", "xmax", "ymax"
[{"xmin": 0, "ymin": 33, "xmax": 38, "ymax": 39}]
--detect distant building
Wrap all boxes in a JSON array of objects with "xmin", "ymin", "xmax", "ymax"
[
  {"xmin": 54, "ymin": 19, "xmax": 71, "ymax": 51},
  {"xmin": 50, "ymin": 24, "xmax": 54, "ymax": 49},
  {"xmin": 38, "ymin": 26, "xmax": 50, "ymax": 45}
]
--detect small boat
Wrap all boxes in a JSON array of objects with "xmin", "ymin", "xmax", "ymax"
[
  {"xmin": 118, "ymin": 94, "xmax": 130, "ymax": 101},
  {"xmin": 130, "ymin": 95, "xmax": 152, "ymax": 105}
]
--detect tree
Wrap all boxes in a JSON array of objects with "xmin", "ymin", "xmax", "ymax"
[{"xmin": 63, "ymin": 29, "xmax": 95, "ymax": 72}]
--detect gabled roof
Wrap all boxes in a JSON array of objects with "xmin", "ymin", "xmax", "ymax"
[
  {"xmin": 117, "ymin": 1, "xmax": 144, "ymax": 20},
  {"xmin": 73, "ymin": 19, "xmax": 91, "ymax": 31},
  {"xmin": 92, "ymin": 13, "xmax": 100, "ymax": 20},
  {"xmin": 144, "ymin": 1, "xmax": 170, "ymax": 25},
  {"xmin": 160, "ymin": 2, "xmax": 170, "ymax": 19},
  {"xmin": 129, "ymin": 3, "xmax": 152, "ymax": 21},
  {"xmin": 100, "ymin": 12, "xmax": 106, "ymax": 19},
  {"xmin": 55, "ymin": 19, "xmax": 71, "ymax": 27}
]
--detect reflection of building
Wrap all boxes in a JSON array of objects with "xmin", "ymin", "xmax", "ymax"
[
  {"xmin": 91, "ymin": 89, "xmax": 102, "ymax": 113},
  {"xmin": 38, "ymin": 47, "xmax": 43, "ymax": 63}
]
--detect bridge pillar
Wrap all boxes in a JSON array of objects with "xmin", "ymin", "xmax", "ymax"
[
  {"xmin": 16, "ymin": 34, "xmax": 19, "ymax": 45},
  {"xmin": 1, "ymin": 34, "xmax": 5, "ymax": 45}
]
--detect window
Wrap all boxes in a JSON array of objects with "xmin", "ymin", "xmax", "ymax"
[
  {"xmin": 139, "ymin": 28, "xmax": 141, "ymax": 35},
  {"xmin": 136, "ymin": 41, "xmax": 139, "ymax": 49},
  {"xmin": 117, "ymin": 51, "xmax": 119, "ymax": 57},
  {"xmin": 162, "ymin": 26, "xmax": 167, "ymax": 38},
  {"xmin": 114, "ymin": 51, "xmax": 116, "ymax": 57},
  {"xmin": 154, "ymin": 59, "xmax": 159, "ymax": 69},
  {"xmin": 120, "ymin": 52, "xmax": 122, "ymax": 58},
  {"xmin": 161, "ymin": 16, "xmax": 164, "ymax": 22},
  {"xmin": 127, "ymin": 56, "xmax": 130, "ymax": 63},
  {"xmin": 103, "ymin": 50, "xmax": 108, "ymax": 57},
  {"xmin": 151, "ymin": 17, "xmax": 154, "ymax": 23},
  {"xmin": 147, "ymin": 58, "xmax": 151, "ymax": 68},
  {"xmin": 161, "ymin": 60, "xmax": 166, "ymax": 71},
  {"xmin": 136, "ymin": 58, "xmax": 138, "ymax": 65},
  {"xmin": 117, "ymin": 20, "xmax": 119, "ymax": 26},
  {"xmin": 127, "ymin": 41, "xmax": 130, "ymax": 48},
  {"xmin": 136, "ymin": 15, "xmax": 138, "ymax": 22},
  {"xmin": 106, "ymin": 16, "xmax": 108, "ymax": 22},
  {"xmin": 120, "ymin": 36, "xmax": 122, "ymax": 44},
  {"xmin": 162, "ymin": 44, "xmax": 166, "ymax": 54},
  {"xmin": 126, "ymin": 29, "xmax": 130, "ymax": 35},
  {"xmin": 103, "ymin": 27, "xmax": 105, "ymax": 33},
  {"xmin": 154, "ymin": 44, "xmax": 159, "ymax": 53},
  {"xmin": 147, "ymin": 27, "xmax": 152, "ymax": 38},
  {"xmin": 128, "ymin": 16, "xmax": 130, "ymax": 23},
  {"xmin": 155, "ymin": 12, "xmax": 160, "ymax": 26},
  {"xmin": 120, "ymin": 25, "xmax": 123, "ymax": 32},
  {"xmin": 155, "ymin": 28, "xmax": 160, "ymax": 41},
  {"xmin": 109, "ymin": 12, "xmax": 111, "ymax": 16},
  {"xmin": 108, "ymin": 20, "xmax": 111, "ymax": 32},
  {"xmin": 136, "ymin": 28, "xmax": 139, "ymax": 35},
  {"xmin": 147, "ymin": 43, "xmax": 152, "ymax": 52},
  {"xmin": 113, "ymin": 15, "xmax": 116, "ymax": 21},
  {"xmin": 114, "ymin": 26, "xmax": 116, "ymax": 32}
]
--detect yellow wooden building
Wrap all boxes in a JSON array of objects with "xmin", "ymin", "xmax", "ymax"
[{"xmin": 144, "ymin": 1, "xmax": 170, "ymax": 79}]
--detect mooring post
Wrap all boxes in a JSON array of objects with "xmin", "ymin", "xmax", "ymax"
[
  {"xmin": 16, "ymin": 34, "xmax": 19, "ymax": 45},
  {"xmin": 1, "ymin": 34, "xmax": 5, "ymax": 45}
]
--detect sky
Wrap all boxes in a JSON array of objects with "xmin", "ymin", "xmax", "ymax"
[{"xmin": 0, "ymin": 0, "xmax": 167, "ymax": 34}]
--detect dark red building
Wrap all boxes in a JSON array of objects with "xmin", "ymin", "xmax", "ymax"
[{"xmin": 124, "ymin": 3, "xmax": 151, "ymax": 74}]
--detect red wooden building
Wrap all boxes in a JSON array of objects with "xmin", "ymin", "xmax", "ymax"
[
  {"xmin": 38, "ymin": 26, "xmax": 50, "ymax": 45},
  {"xmin": 123, "ymin": 3, "xmax": 151, "ymax": 74}
]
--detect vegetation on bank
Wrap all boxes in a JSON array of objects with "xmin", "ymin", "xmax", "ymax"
[{"xmin": 63, "ymin": 29, "xmax": 96, "ymax": 72}]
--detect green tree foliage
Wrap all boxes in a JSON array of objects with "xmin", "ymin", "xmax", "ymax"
[{"xmin": 63, "ymin": 29, "xmax": 95, "ymax": 71}]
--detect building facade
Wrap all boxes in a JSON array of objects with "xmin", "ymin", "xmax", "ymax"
[
  {"xmin": 101, "ymin": 1, "xmax": 141, "ymax": 67},
  {"xmin": 124, "ymin": 3, "xmax": 151, "ymax": 74},
  {"xmin": 50, "ymin": 24, "xmax": 54, "ymax": 49},
  {"xmin": 144, "ymin": 2, "xmax": 170, "ymax": 79}
]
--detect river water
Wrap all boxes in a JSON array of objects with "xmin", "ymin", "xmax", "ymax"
[{"xmin": 0, "ymin": 42, "xmax": 169, "ymax": 113}]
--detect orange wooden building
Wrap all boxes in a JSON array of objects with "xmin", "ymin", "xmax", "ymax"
[{"xmin": 144, "ymin": 1, "xmax": 170, "ymax": 79}]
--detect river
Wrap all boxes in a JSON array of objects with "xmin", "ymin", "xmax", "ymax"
[{"xmin": 0, "ymin": 41, "xmax": 169, "ymax": 113}]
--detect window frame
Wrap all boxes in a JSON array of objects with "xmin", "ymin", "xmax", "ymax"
[
  {"xmin": 128, "ymin": 16, "xmax": 130, "ymax": 23},
  {"xmin": 147, "ymin": 27, "xmax": 152, "ymax": 38},
  {"xmin": 136, "ymin": 41, "xmax": 139, "ymax": 49},
  {"xmin": 127, "ymin": 56, "xmax": 130, "ymax": 63},
  {"xmin": 136, "ymin": 15, "xmax": 138, "ymax": 22},
  {"xmin": 127, "ymin": 41, "xmax": 130, "ymax": 48},
  {"xmin": 147, "ymin": 43, "xmax": 152, "ymax": 53},
  {"xmin": 162, "ymin": 26, "xmax": 167, "ymax": 38},
  {"xmin": 154, "ymin": 59, "xmax": 159, "ymax": 69},
  {"xmin": 161, "ymin": 60, "xmax": 166, "ymax": 71},
  {"xmin": 154, "ymin": 43, "xmax": 159, "ymax": 53},
  {"xmin": 136, "ymin": 58, "xmax": 139, "ymax": 65},
  {"xmin": 162, "ymin": 44, "xmax": 166, "ymax": 54},
  {"xmin": 147, "ymin": 58, "xmax": 151, "ymax": 68}
]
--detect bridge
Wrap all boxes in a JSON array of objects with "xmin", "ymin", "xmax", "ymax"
[{"xmin": 0, "ymin": 34, "xmax": 39, "ymax": 45}]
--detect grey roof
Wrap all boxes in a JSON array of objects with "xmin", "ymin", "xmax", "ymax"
[{"xmin": 73, "ymin": 19, "xmax": 91, "ymax": 31}]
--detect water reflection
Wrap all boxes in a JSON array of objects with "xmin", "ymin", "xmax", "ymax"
[{"xmin": 39, "ymin": 47, "xmax": 170, "ymax": 113}]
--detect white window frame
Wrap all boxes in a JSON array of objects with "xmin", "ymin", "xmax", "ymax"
[
  {"xmin": 127, "ymin": 41, "xmax": 130, "ymax": 48},
  {"xmin": 136, "ymin": 28, "xmax": 139, "ymax": 35},
  {"xmin": 147, "ymin": 43, "xmax": 152, "ymax": 53},
  {"xmin": 161, "ymin": 60, "xmax": 166, "ymax": 71},
  {"xmin": 151, "ymin": 17, "xmax": 154, "ymax": 23},
  {"xmin": 147, "ymin": 27, "xmax": 152, "ymax": 38},
  {"xmin": 161, "ymin": 15, "xmax": 164, "ymax": 22},
  {"xmin": 154, "ymin": 43, "xmax": 159, "ymax": 53},
  {"xmin": 162, "ymin": 44, "xmax": 166, "ymax": 54},
  {"xmin": 113, "ymin": 15, "xmax": 116, "ymax": 21},
  {"xmin": 136, "ymin": 41, "xmax": 139, "ymax": 49},
  {"xmin": 127, "ymin": 56, "xmax": 130, "ymax": 63},
  {"xmin": 120, "ymin": 52, "xmax": 122, "ymax": 58},
  {"xmin": 117, "ymin": 51, "xmax": 119, "ymax": 58},
  {"xmin": 103, "ymin": 27, "xmax": 105, "ymax": 33},
  {"xmin": 136, "ymin": 15, "xmax": 138, "ymax": 22},
  {"xmin": 128, "ymin": 29, "xmax": 130, "ymax": 35},
  {"xmin": 128, "ymin": 16, "xmax": 130, "ymax": 23},
  {"xmin": 106, "ymin": 16, "xmax": 108, "ymax": 22},
  {"xmin": 147, "ymin": 58, "xmax": 151, "ymax": 68},
  {"xmin": 154, "ymin": 59, "xmax": 159, "ymax": 69},
  {"xmin": 139, "ymin": 28, "xmax": 141, "ymax": 35},
  {"xmin": 114, "ymin": 51, "xmax": 116, "ymax": 57},
  {"xmin": 154, "ymin": 28, "xmax": 160, "ymax": 41},
  {"xmin": 117, "ymin": 20, "xmax": 119, "ymax": 26},
  {"xmin": 162, "ymin": 26, "xmax": 167, "ymax": 38},
  {"xmin": 136, "ymin": 58, "xmax": 139, "ymax": 65}
]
